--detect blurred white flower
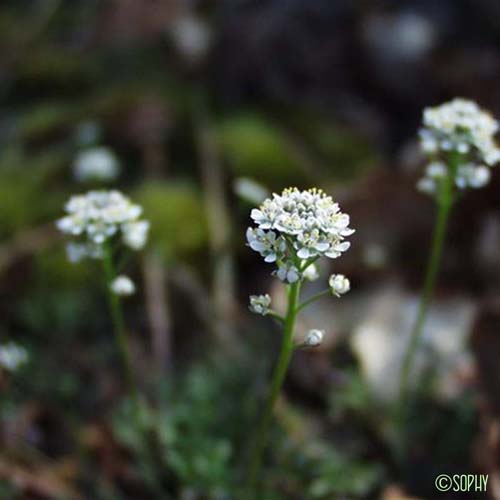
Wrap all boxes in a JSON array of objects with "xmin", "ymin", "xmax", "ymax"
[
  {"xmin": 249, "ymin": 294, "xmax": 272, "ymax": 316},
  {"xmin": 0, "ymin": 342, "xmax": 28, "ymax": 372},
  {"xmin": 456, "ymin": 164, "xmax": 491, "ymax": 189},
  {"xmin": 74, "ymin": 147, "xmax": 120, "ymax": 183},
  {"xmin": 329, "ymin": 274, "xmax": 350, "ymax": 296},
  {"xmin": 111, "ymin": 275, "xmax": 135, "ymax": 296},
  {"xmin": 303, "ymin": 262, "xmax": 320, "ymax": 281},
  {"xmin": 420, "ymin": 98, "xmax": 500, "ymax": 164},
  {"xmin": 426, "ymin": 161, "xmax": 447, "ymax": 179},
  {"xmin": 304, "ymin": 329, "xmax": 324, "ymax": 347},
  {"xmin": 234, "ymin": 177, "xmax": 270, "ymax": 205},
  {"xmin": 57, "ymin": 190, "xmax": 149, "ymax": 262},
  {"xmin": 65, "ymin": 242, "xmax": 103, "ymax": 262},
  {"xmin": 169, "ymin": 15, "xmax": 211, "ymax": 63},
  {"xmin": 417, "ymin": 99, "xmax": 500, "ymax": 196},
  {"xmin": 362, "ymin": 243, "xmax": 387, "ymax": 269},
  {"xmin": 122, "ymin": 220, "xmax": 150, "ymax": 250},
  {"xmin": 417, "ymin": 176, "xmax": 438, "ymax": 195}
]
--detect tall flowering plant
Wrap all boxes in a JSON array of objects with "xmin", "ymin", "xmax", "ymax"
[
  {"xmin": 246, "ymin": 187, "xmax": 353, "ymax": 493},
  {"xmin": 56, "ymin": 190, "xmax": 164, "ymax": 494},
  {"xmin": 401, "ymin": 99, "xmax": 500, "ymax": 399},
  {"xmin": 57, "ymin": 190, "xmax": 149, "ymax": 400}
]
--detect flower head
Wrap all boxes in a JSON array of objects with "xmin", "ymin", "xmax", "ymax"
[
  {"xmin": 0, "ymin": 342, "xmax": 28, "ymax": 372},
  {"xmin": 247, "ymin": 188, "xmax": 354, "ymax": 280},
  {"xmin": 111, "ymin": 275, "xmax": 136, "ymax": 296},
  {"xmin": 57, "ymin": 190, "xmax": 149, "ymax": 262},
  {"xmin": 304, "ymin": 329, "xmax": 324, "ymax": 347},
  {"xmin": 73, "ymin": 147, "xmax": 120, "ymax": 183},
  {"xmin": 418, "ymin": 98, "xmax": 500, "ymax": 195},
  {"xmin": 249, "ymin": 294, "xmax": 272, "ymax": 316},
  {"xmin": 329, "ymin": 274, "xmax": 350, "ymax": 296}
]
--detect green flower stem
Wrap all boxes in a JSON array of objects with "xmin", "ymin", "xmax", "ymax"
[
  {"xmin": 296, "ymin": 289, "xmax": 331, "ymax": 314},
  {"xmin": 102, "ymin": 247, "xmax": 139, "ymax": 404},
  {"xmin": 399, "ymin": 157, "xmax": 458, "ymax": 403},
  {"xmin": 267, "ymin": 310, "xmax": 285, "ymax": 323},
  {"xmin": 102, "ymin": 247, "xmax": 166, "ymax": 497},
  {"xmin": 247, "ymin": 280, "xmax": 301, "ymax": 496}
]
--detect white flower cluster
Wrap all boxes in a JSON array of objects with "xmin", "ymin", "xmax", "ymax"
[
  {"xmin": 247, "ymin": 188, "xmax": 354, "ymax": 283},
  {"xmin": 418, "ymin": 98, "xmax": 500, "ymax": 195},
  {"xmin": 111, "ymin": 275, "xmax": 136, "ymax": 296},
  {"xmin": 57, "ymin": 190, "xmax": 149, "ymax": 262},
  {"xmin": 0, "ymin": 342, "xmax": 28, "ymax": 372},
  {"xmin": 74, "ymin": 147, "xmax": 120, "ymax": 183}
]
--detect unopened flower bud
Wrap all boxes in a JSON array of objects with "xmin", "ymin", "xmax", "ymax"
[
  {"xmin": 329, "ymin": 274, "xmax": 350, "ymax": 296},
  {"xmin": 111, "ymin": 275, "xmax": 136, "ymax": 296},
  {"xmin": 304, "ymin": 329, "xmax": 324, "ymax": 347},
  {"xmin": 249, "ymin": 294, "xmax": 272, "ymax": 316}
]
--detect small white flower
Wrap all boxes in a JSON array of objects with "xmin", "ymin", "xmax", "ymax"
[
  {"xmin": 426, "ymin": 161, "xmax": 447, "ymax": 178},
  {"xmin": 122, "ymin": 220, "xmax": 150, "ymax": 250},
  {"xmin": 73, "ymin": 147, "xmax": 120, "ymax": 183},
  {"xmin": 0, "ymin": 343, "xmax": 28, "ymax": 372},
  {"xmin": 110, "ymin": 275, "xmax": 136, "ymax": 296},
  {"xmin": 275, "ymin": 263, "xmax": 301, "ymax": 284},
  {"xmin": 329, "ymin": 274, "xmax": 350, "ymax": 296},
  {"xmin": 469, "ymin": 165, "xmax": 491, "ymax": 188},
  {"xmin": 304, "ymin": 329, "xmax": 324, "ymax": 347},
  {"xmin": 246, "ymin": 228, "xmax": 286, "ymax": 263},
  {"xmin": 234, "ymin": 177, "xmax": 270, "ymax": 204},
  {"xmin": 303, "ymin": 262, "xmax": 320, "ymax": 281},
  {"xmin": 65, "ymin": 242, "xmax": 103, "ymax": 262},
  {"xmin": 249, "ymin": 294, "xmax": 272, "ymax": 316},
  {"xmin": 417, "ymin": 177, "xmax": 437, "ymax": 195},
  {"xmin": 170, "ymin": 14, "xmax": 211, "ymax": 62},
  {"xmin": 455, "ymin": 163, "xmax": 492, "ymax": 189}
]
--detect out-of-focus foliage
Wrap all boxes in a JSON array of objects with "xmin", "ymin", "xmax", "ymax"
[
  {"xmin": 0, "ymin": 146, "xmax": 66, "ymax": 237},
  {"xmin": 218, "ymin": 114, "xmax": 306, "ymax": 187},
  {"xmin": 135, "ymin": 181, "xmax": 208, "ymax": 262}
]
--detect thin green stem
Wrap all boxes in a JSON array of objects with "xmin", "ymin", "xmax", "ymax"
[
  {"xmin": 101, "ymin": 246, "xmax": 166, "ymax": 497},
  {"xmin": 247, "ymin": 281, "xmax": 301, "ymax": 497},
  {"xmin": 296, "ymin": 289, "xmax": 331, "ymax": 314},
  {"xmin": 267, "ymin": 310, "xmax": 285, "ymax": 323},
  {"xmin": 102, "ymin": 247, "xmax": 139, "ymax": 404},
  {"xmin": 399, "ymin": 160, "xmax": 457, "ymax": 402}
]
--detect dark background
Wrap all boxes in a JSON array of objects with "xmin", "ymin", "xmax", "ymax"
[{"xmin": 1, "ymin": 1, "xmax": 500, "ymax": 498}]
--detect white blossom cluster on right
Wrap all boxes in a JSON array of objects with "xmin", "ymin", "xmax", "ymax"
[
  {"xmin": 57, "ymin": 190, "xmax": 149, "ymax": 263},
  {"xmin": 417, "ymin": 98, "xmax": 500, "ymax": 195}
]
